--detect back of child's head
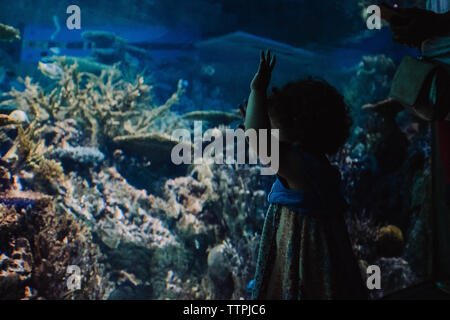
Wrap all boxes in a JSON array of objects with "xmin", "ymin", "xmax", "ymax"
[{"xmin": 267, "ymin": 77, "xmax": 352, "ymax": 155}]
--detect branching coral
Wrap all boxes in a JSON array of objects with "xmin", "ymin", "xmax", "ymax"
[
  {"xmin": 2, "ymin": 61, "xmax": 187, "ymax": 147},
  {"xmin": 4, "ymin": 125, "xmax": 63, "ymax": 185},
  {"xmin": 0, "ymin": 114, "xmax": 20, "ymax": 127}
]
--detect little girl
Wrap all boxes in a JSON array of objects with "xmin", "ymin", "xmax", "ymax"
[{"xmin": 245, "ymin": 51, "xmax": 367, "ymax": 299}]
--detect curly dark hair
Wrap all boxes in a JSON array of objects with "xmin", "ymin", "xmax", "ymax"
[{"xmin": 267, "ymin": 78, "xmax": 352, "ymax": 155}]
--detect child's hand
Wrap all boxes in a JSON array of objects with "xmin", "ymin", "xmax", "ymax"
[{"xmin": 250, "ymin": 50, "xmax": 276, "ymax": 92}]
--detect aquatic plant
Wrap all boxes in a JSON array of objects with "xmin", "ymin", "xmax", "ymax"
[{"xmin": 0, "ymin": 111, "xmax": 63, "ymax": 191}]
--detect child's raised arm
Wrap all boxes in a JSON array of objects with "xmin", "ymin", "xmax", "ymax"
[{"xmin": 244, "ymin": 50, "xmax": 276, "ymax": 131}]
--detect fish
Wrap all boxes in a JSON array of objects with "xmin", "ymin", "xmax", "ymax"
[
  {"xmin": 201, "ymin": 64, "xmax": 215, "ymax": 76},
  {"xmin": 49, "ymin": 47, "xmax": 62, "ymax": 55},
  {"xmin": 182, "ymin": 110, "xmax": 242, "ymax": 126},
  {"xmin": 38, "ymin": 61, "xmax": 64, "ymax": 80},
  {"xmin": 44, "ymin": 56, "xmax": 120, "ymax": 76}
]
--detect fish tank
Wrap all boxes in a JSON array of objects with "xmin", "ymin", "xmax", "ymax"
[{"xmin": 0, "ymin": 0, "xmax": 448, "ymax": 300}]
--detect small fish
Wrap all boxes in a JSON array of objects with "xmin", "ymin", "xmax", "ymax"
[
  {"xmin": 9, "ymin": 110, "xmax": 29, "ymax": 123},
  {"xmin": 49, "ymin": 47, "xmax": 61, "ymax": 55},
  {"xmin": 38, "ymin": 61, "xmax": 64, "ymax": 80},
  {"xmin": 177, "ymin": 79, "xmax": 189, "ymax": 90},
  {"xmin": 201, "ymin": 64, "xmax": 215, "ymax": 76}
]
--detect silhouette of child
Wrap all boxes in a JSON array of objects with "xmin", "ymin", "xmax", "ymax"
[{"xmin": 244, "ymin": 51, "xmax": 367, "ymax": 299}]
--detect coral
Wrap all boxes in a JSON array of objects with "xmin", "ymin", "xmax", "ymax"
[
  {"xmin": 345, "ymin": 212, "xmax": 379, "ymax": 261},
  {"xmin": 206, "ymin": 240, "xmax": 242, "ymax": 299},
  {"xmin": 113, "ymin": 132, "xmax": 192, "ymax": 165},
  {"xmin": 156, "ymin": 160, "xmax": 267, "ymax": 299},
  {"xmin": 60, "ymin": 166, "xmax": 178, "ymax": 250},
  {"xmin": 0, "ymin": 200, "xmax": 112, "ymax": 299},
  {"xmin": 164, "ymin": 174, "xmax": 215, "ymax": 233},
  {"xmin": 0, "ymin": 77, "xmax": 48, "ymax": 122},
  {"xmin": 182, "ymin": 110, "xmax": 241, "ymax": 126},
  {"xmin": 0, "ymin": 190, "xmax": 51, "ymax": 210},
  {"xmin": 12, "ymin": 124, "xmax": 63, "ymax": 186},
  {"xmin": 0, "ymin": 22, "xmax": 20, "ymax": 41},
  {"xmin": 40, "ymin": 119, "xmax": 81, "ymax": 147},
  {"xmin": 0, "ymin": 237, "xmax": 33, "ymax": 299},
  {"xmin": 344, "ymin": 55, "xmax": 396, "ymax": 126},
  {"xmin": 375, "ymin": 225, "xmax": 405, "ymax": 258},
  {"xmin": 0, "ymin": 114, "xmax": 19, "ymax": 127},
  {"xmin": 335, "ymin": 51, "xmax": 432, "ymax": 298},
  {"xmin": 0, "ymin": 10, "xmax": 433, "ymax": 300},
  {"xmin": 51, "ymin": 144, "xmax": 105, "ymax": 168},
  {"xmin": 370, "ymin": 257, "xmax": 419, "ymax": 299},
  {"xmin": 2, "ymin": 62, "xmax": 189, "ymax": 147}
]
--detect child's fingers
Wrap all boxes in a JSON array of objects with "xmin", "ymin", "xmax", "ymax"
[
  {"xmin": 260, "ymin": 50, "xmax": 265, "ymax": 63},
  {"xmin": 270, "ymin": 55, "xmax": 276, "ymax": 71}
]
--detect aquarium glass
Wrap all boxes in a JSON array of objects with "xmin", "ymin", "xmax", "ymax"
[{"xmin": 0, "ymin": 0, "xmax": 437, "ymax": 300}]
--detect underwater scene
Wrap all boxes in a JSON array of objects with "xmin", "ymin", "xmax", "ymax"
[{"xmin": 0, "ymin": 0, "xmax": 446, "ymax": 300}]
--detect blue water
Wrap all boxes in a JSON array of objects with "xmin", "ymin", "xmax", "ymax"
[{"xmin": 0, "ymin": 0, "xmax": 435, "ymax": 300}]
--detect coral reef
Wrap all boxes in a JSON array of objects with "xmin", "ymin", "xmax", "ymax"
[
  {"xmin": 370, "ymin": 257, "xmax": 419, "ymax": 299},
  {"xmin": 337, "ymin": 54, "xmax": 432, "ymax": 295},
  {"xmin": 0, "ymin": 6, "xmax": 435, "ymax": 300},
  {"xmin": 1, "ymin": 62, "xmax": 188, "ymax": 147},
  {"xmin": 0, "ymin": 199, "xmax": 112, "ymax": 299},
  {"xmin": 6, "ymin": 124, "xmax": 63, "ymax": 191},
  {"xmin": 61, "ymin": 166, "xmax": 179, "ymax": 251},
  {"xmin": 344, "ymin": 55, "xmax": 397, "ymax": 125}
]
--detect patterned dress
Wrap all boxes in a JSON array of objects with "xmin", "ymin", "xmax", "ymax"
[{"xmin": 251, "ymin": 146, "xmax": 368, "ymax": 300}]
